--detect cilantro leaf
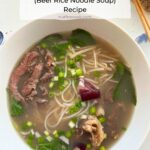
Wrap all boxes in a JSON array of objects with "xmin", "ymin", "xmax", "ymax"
[{"xmin": 10, "ymin": 98, "xmax": 24, "ymax": 117}]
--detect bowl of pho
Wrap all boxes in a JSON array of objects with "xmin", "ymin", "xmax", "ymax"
[{"xmin": 0, "ymin": 19, "xmax": 150, "ymax": 150}]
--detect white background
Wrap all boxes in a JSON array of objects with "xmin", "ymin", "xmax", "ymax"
[
  {"xmin": 0, "ymin": 0, "xmax": 150, "ymax": 149},
  {"xmin": 20, "ymin": 0, "xmax": 131, "ymax": 19}
]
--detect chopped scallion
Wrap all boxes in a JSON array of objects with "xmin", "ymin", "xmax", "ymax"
[
  {"xmin": 53, "ymin": 76, "xmax": 59, "ymax": 81},
  {"xmin": 68, "ymin": 120, "xmax": 76, "ymax": 128},
  {"xmin": 75, "ymin": 55, "xmax": 83, "ymax": 62},
  {"xmin": 68, "ymin": 101, "xmax": 82, "ymax": 114},
  {"xmin": 21, "ymin": 121, "xmax": 33, "ymax": 131},
  {"xmin": 67, "ymin": 60, "xmax": 76, "ymax": 68},
  {"xmin": 99, "ymin": 146, "xmax": 106, "ymax": 150},
  {"xmin": 44, "ymin": 130, "xmax": 50, "ymax": 136},
  {"xmin": 53, "ymin": 130, "xmax": 59, "ymax": 138},
  {"xmin": 89, "ymin": 106, "xmax": 96, "ymax": 115},
  {"xmin": 65, "ymin": 130, "xmax": 72, "ymax": 138},
  {"xmin": 70, "ymin": 69, "xmax": 76, "ymax": 76},
  {"xmin": 58, "ymin": 72, "xmax": 65, "ymax": 78},
  {"xmin": 49, "ymin": 82, "xmax": 54, "ymax": 88},
  {"xmin": 86, "ymin": 143, "xmax": 92, "ymax": 149},
  {"xmin": 75, "ymin": 68, "xmax": 83, "ymax": 77},
  {"xmin": 48, "ymin": 91, "xmax": 55, "ymax": 98},
  {"xmin": 98, "ymin": 117, "xmax": 106, "ymax": 124}
]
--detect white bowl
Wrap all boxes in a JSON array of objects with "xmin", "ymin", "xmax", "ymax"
[{"xmin": 0, "ymin": 19, "xmax": 150, "ymax": 150}]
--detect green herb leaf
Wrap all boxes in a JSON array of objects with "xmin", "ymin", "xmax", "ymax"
[
  {"xmin": 67, "ymin": 59, "xmax": 76, "ymax": 68},
  {"xmin": 27, "ymin": 133, "xmax": 36, "ymax": 148},
  {"xmin": 69, "ymin": 101, "xmax": 82, "ymax": 114},
  {"xmin": 113, "ymin": 69, "xmax": 137, "ymax": 105},
  {"xmin": 21, "ymin": 121, "xmax": 33, "ymax": 131},
  {"xmin": 75, "ymin": 55, "xmax": 83, "ymax": 62},
  {"xmin": 54, "ymin": 66, "xmax": 64, "ymax": 75},
  {"xmin": 75, "ymin": 68, "xmax": 83, "ymax": 77},
  {"xmin": 37, "ymin": 137, "xmax": 70, "ymax": 150},
  {"xmin": 51, "ymin": 42, "xmax": 68, "ymax": 60},
  {"xmin": 69, "ymin": 29, "xmax": 96, "ymax": 47},
  {"xmin": 65, "ymin": 130, "xmax": 73, "ymax": 138},
  {"xmin": 10, "ymin": 98, "xmax": 24, "ymax": 117},
  {"xmin": 113, "ymin": 63, "xmax": 125, "ymax": 81},
  {"xmin": 98, "ymin": 117, "xmax": 106, "ymax": 124},
  {"xmin": 39, "ymin": 34, "xmax": 63, "ymax": 49},
  {"xmin": 89, "ymin": 106, "xmax": 97, "ymax": 115}
]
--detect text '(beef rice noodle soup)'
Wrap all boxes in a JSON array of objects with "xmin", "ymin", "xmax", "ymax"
[{"xmin": 8, "ymin": 29, "xmax": 137, "ymax": 150}]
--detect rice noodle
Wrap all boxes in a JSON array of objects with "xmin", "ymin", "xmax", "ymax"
[
  {"xmin": 83, "ymin": 59, "xmax": 95, "ymax": 66},
  {"xmin": 101, "ymin": 74, "xmax": 113, "ymax": 86},
  {"xmin": 96, "ymin": 48, "xmax": 102, "ymax": 54},
  {"xmin": 85, "ymin": 77, "xmax": 99, "ymax": 85},
  {"xmin": 68, "ymin": 45, "xmax": 75, "ymax": 54},
  {"xmin": 55, "ymin": 60, "xmax": 65, "ymax": 65},
  {"xmin": 102, "ymin": 60, "xmax": 115, "ymax": 63},
  {"xmin": 63, "ymin": 102, "xmax": 90, "ymax": 120},
  {"xmin": 64, "ymin": 56, "xmax": 68, "ymax": 77},
  {"xmin": 55, "ymin": 96, "xmax": 73, "ymax": 107},
  {"xmin": 61, "ymin": 80, "xmax": 76, "ymax": 103},
  {"xmin": 71, "ymin": 80, "xmax": 78, "ymax": 96},
  {"xmin": 110, "ymin": 64, "xmax": 116, "ymax": 69},
  {"xmin": 87, "ymin": 68, "xmax": 105, "ymax": 74},
  {"xmin": 99, "ymin": 74, "xmax": 109, "ymax": 81},
  {"xmin": 82, "ymin": 62, "xmax": 86, "ymax": 74},
  {"xmin": 93, "ymin": 50, "xmax": 97, "ymax": 68},
  {"xmin": 76, "ymin": 45, "xmax": 97, "ymax": 51},
  {"xmin": 69, "ymin": 46, "xmax": 97, "ymax": 58},
  {"xmin": 100, "ymin": 54, "xmax": 118, "ymax": 61},
  {"xmin": 44, "ymin": 107, "xmax": 59, "ymax": 131},
  {"xmin": 98, "ymin": 63, "xmax": 113, "ymax": 72},
  {"xmin": 45, "ymin": 107, "xmax": 68, "ymax": 129},
  {"xmin": 109, "ymin": 79, "xmax": 119, "ymax": 83}
]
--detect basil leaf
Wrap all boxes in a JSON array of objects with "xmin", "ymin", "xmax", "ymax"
[
  {"xmin": 113, "ymin": 63, "xmax": 125, "ymax": 81},
  {"xmin": 113, "ymin": 69, "xmax": 137, "ymax": 105},
  {"xmin": 69, "ymin": 29, "xmax": 96, "ymax": 46}
]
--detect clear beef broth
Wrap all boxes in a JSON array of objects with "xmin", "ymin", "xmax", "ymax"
[{"xmin": 8, "ymin": 30, "xmax": 135, "ymax": 150}]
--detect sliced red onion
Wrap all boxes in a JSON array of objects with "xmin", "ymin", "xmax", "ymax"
[{"xmin": 78, "ymin": 77, "xmax": 101, "ymax": 101}]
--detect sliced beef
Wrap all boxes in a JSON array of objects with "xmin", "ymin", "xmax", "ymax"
[
  {"xmin": 36, "ymin": 46, "xmax": 46, "ymax": 56},
  {"xmin": 40, "ymin": 71, "xmax": 53, "ymax": 82},
  {"xmin": 45, "ymin": 51, "xmax": 53, "ymax": 68},
  {"xmin": 9, "ymin": 51, "xmax": 39, "ymax": 101},
  {"xmin": 40, "ymin": 51, "xmax": 54, "ymax": 82},
  {"xmin": 81, "ymin": 116, "xmax": 105, "ymax": 147},
  {"xmin": 39, "ymin": 86, "xmax": 48, "ymax": 96},
  {"xmin": 21, "ymin": 63, "xmax": 44, "ymax": 100}
]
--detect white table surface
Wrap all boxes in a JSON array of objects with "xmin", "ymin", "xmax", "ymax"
[{"xmin": 0, "ymin": 0, "xmax": 150, "ymax": 149}]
